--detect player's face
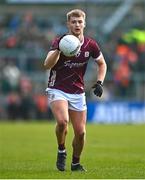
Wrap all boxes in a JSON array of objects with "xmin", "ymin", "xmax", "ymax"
[{"xmin": 67, "ymin": 16, "xmax": 85, "ymax": 37}]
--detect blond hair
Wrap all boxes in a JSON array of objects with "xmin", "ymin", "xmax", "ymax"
[{"xmin": 66, "ymin": 9, "xmax": 86, "ymax": 21}]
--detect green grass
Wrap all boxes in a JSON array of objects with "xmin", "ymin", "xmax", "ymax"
[{"xmin": 0, "ymin": 121, "xmax": 145, "ymax": 179}]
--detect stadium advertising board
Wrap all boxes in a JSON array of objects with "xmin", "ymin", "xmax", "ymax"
[{"xmin": 87, "ymin": 101, "xmax": 145, "ymax": 124}]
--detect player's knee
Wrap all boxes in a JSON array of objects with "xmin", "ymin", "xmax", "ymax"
[
  {"xmin": 77, "ymin": 131, "xmax": 86, "ymax": 141},
  {"xmin": 57, "ymin": 120, "xmax": 68, "ymax": 132}
]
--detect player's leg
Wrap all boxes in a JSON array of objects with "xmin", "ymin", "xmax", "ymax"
[
  {"xmin": 50, "ymin": 100, "xmax": 69, "ymax": 171},
  {"xmin": 51, "ymin": 100, "xmax": 69, "ymax": 146},
  {"xmin": 69, "ymin": 109, "xmax": 87, "ymax": 171}
]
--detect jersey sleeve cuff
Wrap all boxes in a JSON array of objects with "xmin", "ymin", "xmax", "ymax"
[{"xmin": 94, "ymin": 52, "xmax": 103, "ymax": 62}]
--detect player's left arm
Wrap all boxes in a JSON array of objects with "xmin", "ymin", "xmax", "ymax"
[
  {"xmin": 90, "ymin": 39, "xmax": 107, "ymax": 83},
  {"xmin": 96, "ymin": 53, "xmax": 107, "ymax": 83},
  {"xmin": 90, "ymin": 39, "xmax": 107, "ymax": 97}
]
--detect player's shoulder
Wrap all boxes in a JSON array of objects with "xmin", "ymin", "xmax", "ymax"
[
  {"xmin": 84, "ymin": 36, "xmax": 99, "ymax": 47},
  {"xmin": 51, "ymin": 36, "xmax": 60, "ymax": 43},
  {"xmin": 51, "ymin": 34, "xmax": 67, "ymax": 44},
  {"xmin": 84, "ymin": 36, "xmax": 97, "ymax": 43},
  {"xmin": 50, "ymin": 35, "xmax": 62, "ymax": 50},
  {"xmin": 84, "ymin": 36, "xmax": 100, "ymax": 49}
]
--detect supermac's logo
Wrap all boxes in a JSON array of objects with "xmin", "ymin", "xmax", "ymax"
[{"xmin": 64, "ymin": 60, "xmax": 87, "ymax": 68}]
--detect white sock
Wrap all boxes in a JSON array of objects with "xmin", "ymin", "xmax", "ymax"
[
  {"xmin": 72, "ymin": 163, "xmax": 80, "ymax": 165},
  {"xmin": 58, "ymin": 149, "xmax": 66, "ymax": 153}
]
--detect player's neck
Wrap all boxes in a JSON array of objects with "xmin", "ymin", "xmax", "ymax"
[
  {"xmin": 75, "ymin": 34, "xmax": 84, "ymax": 44},
  {"xmin": 69, "ymin": 32, "xmax": 84, "ymax": 43},
  {"xmin": 78, "ymin": 34, "xmax": 84, "ymax": 43}
]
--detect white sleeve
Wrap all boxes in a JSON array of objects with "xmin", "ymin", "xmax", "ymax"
[{"xmin": 94, "ymin": 52, "xmax": 103, "ymax": 62}]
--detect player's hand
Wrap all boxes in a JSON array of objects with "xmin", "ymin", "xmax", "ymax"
[{"xmin": 92, "ymin": 81, "xmax": 103, "ymax": 97}]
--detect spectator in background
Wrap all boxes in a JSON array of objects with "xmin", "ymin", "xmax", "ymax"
[
  {"xmin": 6, "ymin": 91, "xmax": 21, "ymax": 120},
  {"xmin": 113, "ymin": 43, "xmax": 138, "ymax": 97},
  {"xmin": 34, "ymin": 94, "xmax": 52, "ymax": 120},
  {"xmin": 19, "ymin": 75, "xmax": 35, "ymax": 120},
  {"xmin": 2, "ymin": 59, "xmax": 21, "ymax": 93}
]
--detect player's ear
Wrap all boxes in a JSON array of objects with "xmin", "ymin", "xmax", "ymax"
[{"xmin": 84, "ymin": 21, "xmax": 86, "ymax": 28}]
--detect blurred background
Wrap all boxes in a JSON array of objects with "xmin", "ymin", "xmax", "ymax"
[{"xmin": 0, "ymin": 0, "xmax": 145, "ymax": 123}]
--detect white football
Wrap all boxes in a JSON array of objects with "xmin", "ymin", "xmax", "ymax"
[{"xmin": 59, "ymin": 35, "xmax": 81, "ymax": 57}]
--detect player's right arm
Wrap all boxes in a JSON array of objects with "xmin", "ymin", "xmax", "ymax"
[{"xmin": 44, "ymin": 49, "xmax": 60, "ymax": 69}]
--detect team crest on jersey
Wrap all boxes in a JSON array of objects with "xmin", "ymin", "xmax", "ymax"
[{"xmin": 85, "ymin": 51, "xmax": 89, "ymax": 57}]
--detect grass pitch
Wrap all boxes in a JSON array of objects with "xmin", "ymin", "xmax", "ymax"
[{"xmin": 0, "ymin": 121, "xmax": 145, "ymax": 179}]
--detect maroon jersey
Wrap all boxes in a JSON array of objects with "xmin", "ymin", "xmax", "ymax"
[{"xmin": 48, "ymin": 36, "xmax": 101, "ymax": 94}]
